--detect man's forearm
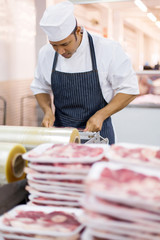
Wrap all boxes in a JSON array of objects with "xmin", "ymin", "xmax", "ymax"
[
  {"xmin": 35, "ymin": 93, "xmax": 52, "ymax": 114},
  {"xmin": 35, "ymin": 93, "xmax": 55, "ymax": 127},
  {"xmin": 99, "ymin": 93, "xmax": 137, "ymax": 120}
]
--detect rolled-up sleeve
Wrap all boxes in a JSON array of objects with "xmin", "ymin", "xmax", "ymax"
[
  {"xmin": 31, "ymin": 49, "xmax": 52, "ymax": 95},
  {"xmin": 108, "ymin": 43, "xmax": 139, "ymax": 95}
]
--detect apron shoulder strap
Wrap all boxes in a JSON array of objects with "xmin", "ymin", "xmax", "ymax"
[
  {"xmin": 87, "ymin": 32, "xmax": 98, "ymax": 71},
  {"xmin": 52, "ymin": 51, "xmax": 58, "ymax": 71}
]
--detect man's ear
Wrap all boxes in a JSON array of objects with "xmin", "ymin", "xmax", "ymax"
[{"xmin": 76, "ymin": 26, "xmax": 82, "ymax": 35}]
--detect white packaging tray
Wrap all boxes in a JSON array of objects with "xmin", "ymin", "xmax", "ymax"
[
  {"xmin": 27, "ymin": 175, "xmax": 84, "ymax": 189},
  {"xmin": 86, "ymin": 161, "xmax": 160, "ymax": 212},
  {"xmin": 0, "ymin": 205, "xmax": 84, "ymax": 238},
  {"xmin": 105, "ymin": 142, "xmax": 160, "ymax": 167},
  {"xmin": 25, "ymin": 168, "xmax": 86, "ymax": 181},
  {"xmin": 26, "ymin": 186, "xmax": 81, "ymax": 201},
  {"xmin": 28, "ymin": 181, "xmax": 84, "ymax": 193},
  {"xmin": 81, "ymin": 195, "xmax": 160, "ymax": 222},
  {"xmin": 27, "ymin": 183, "xmax": 83, "ymax": 196},
  {"xmin": 28, "ymin": 163, "xmax": 90, "ymax": 175},
  {"xmin": 23, "ymin": 143, "xmax": 106, "ymax": 163}
]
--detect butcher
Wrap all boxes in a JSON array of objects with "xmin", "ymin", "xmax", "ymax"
[{"xmin": 31, "ymin": 1, "xmax": 139, "ymax": 144}]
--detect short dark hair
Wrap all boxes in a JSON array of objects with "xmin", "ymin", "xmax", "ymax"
[{"xmin": 71, "ymin": 20, "xmax": 77, "ymax": 40}]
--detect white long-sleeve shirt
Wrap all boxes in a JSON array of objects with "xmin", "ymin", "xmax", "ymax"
[{"xmin": 31, "ymin": 28, "xmax": 139, "ymax": 103}]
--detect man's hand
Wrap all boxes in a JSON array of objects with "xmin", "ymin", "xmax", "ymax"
[
  {"xmin": 41, "ymin": 110, "xmax": 55, "ymax": 127},
  {"xmin": 84, "ymin": 111, "xmax": 105, "ymax": 132}
]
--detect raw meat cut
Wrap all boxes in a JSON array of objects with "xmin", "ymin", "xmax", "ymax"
[
  {"xmin": 109, "ymin": 144, "xmax": 160, "ymax": 163},
  {"xmin": 3, "ymin": 210, "xmax": 81, "ymax": 233},
  {"xmin": 27, "ymin": 144, "xmax": 104, "ymax": 160}
]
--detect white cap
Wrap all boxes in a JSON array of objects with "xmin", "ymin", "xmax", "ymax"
[{"xmin": 40, "ymin": 1, "xmax": 76, "ymax": 42}]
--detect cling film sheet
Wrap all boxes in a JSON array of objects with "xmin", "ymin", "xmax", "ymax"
[{"xmin": 0, "ymin": 126, "xmax": 80, "ymax": 150}]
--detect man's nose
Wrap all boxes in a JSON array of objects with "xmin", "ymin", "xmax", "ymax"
[{"xmin": 57, "ymin": 46, "xmax": 65, "ymax": 55}]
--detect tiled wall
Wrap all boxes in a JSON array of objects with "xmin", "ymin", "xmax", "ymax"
[{"xmin": 0, "ymin": 79, "xmax": 38, "ymax": 126}]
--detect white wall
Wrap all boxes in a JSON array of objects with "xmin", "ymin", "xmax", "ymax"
[
  {"xmin": 123, "ymin": 23, "xmax": 138, "ymax": 70},
  {"xmin": 0, "ymin": 41, "xmax": 10, "ymax": 81},
  {"xmin": 35, "ymin": 0, "xmax": 47, "ymax": 61},
  {"xmin": 0, "ymin": 0, "xmax": 36, "ymax": 82}
]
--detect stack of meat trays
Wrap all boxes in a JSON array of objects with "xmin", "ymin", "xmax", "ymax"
[
  {"xmin": 81, "ymin": 161, "xmax": 160, "ymax": 240},
  {"xmin": 23, "ymin": 143, "xmax": 107, "ymax": 208},
  {"xmin": 0, "ymin": 204, "xmax": 84, "ymax": 240},
  {"xmin": 106, "ymin": 143, "xmax": 160, "ymax": 168}
]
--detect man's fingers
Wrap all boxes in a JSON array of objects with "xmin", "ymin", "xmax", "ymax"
[
  {"xmin": 48, "ymin": 121, "xmax": 54, "ymax": 128},
  {"xmin": 41, "ymin": 113, "xmax": 55, "ymax": 128},
  {"xmin": 46, "ymin": 121, "xmax": 50, "ymax": 127},
  {"xmin": 41, "ymin": 120, "xmax": 52, "ymax": 128},
  {"xmin": 84, "ymin": 121, "xmax": 102, "ymax": 132}
]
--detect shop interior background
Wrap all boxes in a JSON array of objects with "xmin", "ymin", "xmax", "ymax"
[{"xmin": 0, "ymin": 0, "xmax": 160, "ymax": 145}]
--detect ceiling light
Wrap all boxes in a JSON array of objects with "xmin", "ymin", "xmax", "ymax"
[
  {"xmin": 155, "ymin": 21, "xmax": 160, "ymax": 28},
  {"xmin": 147, "ymin": 13, "xmax": 157, "ymax": 22},
  {"xmin": 134, "ymin": 0, "xmax": 147, "ymax": 12}
]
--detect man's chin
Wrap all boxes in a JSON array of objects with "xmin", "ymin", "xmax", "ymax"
[{"xmin": 62, "ymin": 53, "xmax": 72, "ymax": 58}]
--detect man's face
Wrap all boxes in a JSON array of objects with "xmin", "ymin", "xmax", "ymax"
[{"xmin": 49, "ymin": 27, "xmax": 81, "ymax": 59}]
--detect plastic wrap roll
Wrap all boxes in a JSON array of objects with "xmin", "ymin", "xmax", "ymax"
[
  {"xmin": 0, "ymin": 142, "xmax": 26, "ymax": 185},
  {"xmin": 0, "ymin": 126, "xmax": 80, "ymax": 150}
]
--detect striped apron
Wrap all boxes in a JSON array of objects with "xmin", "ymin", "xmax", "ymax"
[{"xmin": 51, "ymin": 33, "xmax": 115, "ymax": 144}]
